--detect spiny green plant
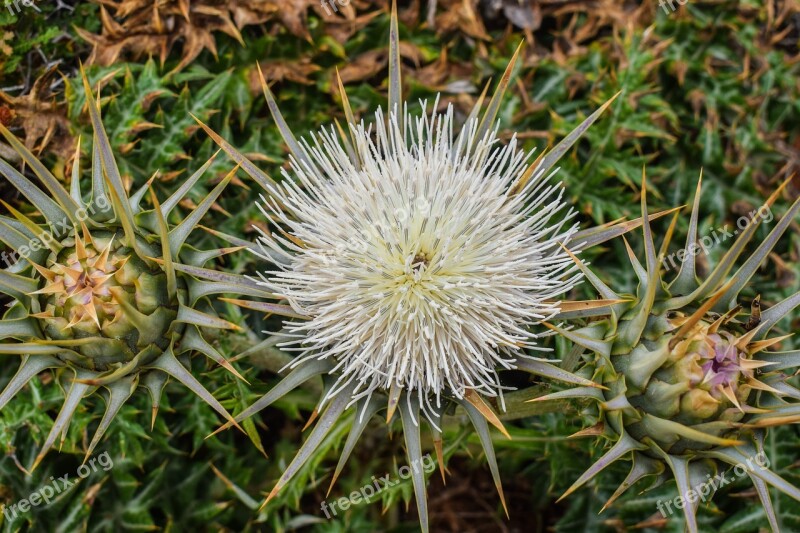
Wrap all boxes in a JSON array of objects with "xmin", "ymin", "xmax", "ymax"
[
  {"xmin": 66, "ymin": 59, "xmax": 254, "ymax": 188},
  {"xmin": 195, "ymin": 4, "xmax": 676, "ymax": 530},
  {"xmin": 535, "ymin": 173, "xmax": 800, "ymax": 531},
  {"xmin": 0, "ymin": 72, "xmax": 258, "ymax": 470}
]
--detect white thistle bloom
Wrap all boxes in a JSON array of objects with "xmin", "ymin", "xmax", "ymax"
[
  {"xmin": 197, "ymin": 11, "xmax": 623, "ymax": 523},
  {"xmin": 253, "ymin": 101, "xmax": 582, "ymax": 423}
]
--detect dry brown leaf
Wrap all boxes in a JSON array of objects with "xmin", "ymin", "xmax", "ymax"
[
  {"xmin": 0, "ymin": 67, "xmax": 73, "ymax": 160},
  {"xmin": 0, "ymin": 30, "xmax": 13, "ymax": 57},
  {"xmin": 411, "ymin": 48, "xmax": 474, "ymax": 93},
  {"xmin": 321, "ymin": 9, "xmax": 382, "ymax": 43},
  {"xmin": 337, "ymin": 48, "xmax": 389, "ymax": 84},
  {"xmin": 79, "ymin": 0, "xmax": 388, "ymax": 72},
  {"xmin": 250, "ymin": 58, "xmax": 322, "ymax": 88},
  {"xmin": 435, "ymin": 0, "xmax": 491, "ymax": 40},
  {"xmin": 79, "ymin": 0, "xmax": 276, "ymax": 70}
]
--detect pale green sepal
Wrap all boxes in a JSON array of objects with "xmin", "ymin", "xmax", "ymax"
[
  {"xmin": 715, "ymin": 196, "xmax": 800, "ymax": 312},
  {"xmin": 515, "ymin": 357, "xmax": 606, "ymax": 389},
  {"xmin": 754, "ymin": 292, "xmax": 800, "ymax": 340},
  {"xmin": 474, "ymin": 43, "xmax": 522, "ymax": 149},
  {"xmin": 528, "ymin": 387, "xmax": 604, "ymax": 403},
  {"xmin": 702, "ymin": 445, "xmax": 800, "ymax": 503},
  {"xmin": 169, "ymin": 172, "xmax": 233, "ymax": 257},
  {"xmin": 168, "ymin": 262, "xmax": 275, "ymax": 300},
  {"xmin": 640, "ymin": 414, "xmax": 743, "ymax": 447},
  {"xmin": 0, "ymin": 158, "xmax": 70, "ymax": 231},
  {"xmin": 161, "ymin": 151, "xmax": 220, "ymax": 217},
  {"xmin": 619, "ymin": 341, "xmax": 669, "ymax": 390},
  {"xmin": 534, "ymin": 92, "xmax": 620, "ymax": 182},
  {"xmin": 146, "ymin": 348, "xmax": 239, "ymax": 429},
  {"xmin": 648, "ymin": 450, "xmax": 698, "ymax": 533},
  {"xmin": 399, "ymin": 394, "xmax": 430, "ymax": 533},
  {"xmin": 545, "ymin": 323, "xmax": 612, "ymax": 357},
  {"xmin": 0, "ymin": 355, "xmax": 63, "ymax": 410},
  {"xmin": 670, "ymin": 177, "xmax": 703, "ymax": 295},
  {"xmin": 142, "ymin": 370, "xmax": 169, "ymax": 431},
  {"xmin": 0, "ymin": 317, "xmax": 39, "ymax": 339},
  {"xmin": 259, "ymin": 381, "xmax": 356, "ymax": 508},
  {"xmin": 191, "ymin": 116, "xmax": 277, "ymax": 191},
  {"xmin": 81, "ymin": 75, "xmax": 137, "ymax": 229},
  {"xmin": 758, "ymin": 350, "xmax": 800, "ymax": 371},
  {"xmin": 387, "ymin": 0, "xmax": 403, "ymax": 131},
  {"xmin": 179, "ymin": 326, "xmax": 247, "ymax": 382},
  {"xmin": 90, "ymin": 135, "xmax": 114, "ymax": 221},
  {"xmin": 0, "ymin": 123, "xmax": 81, "ymax": 222},
  {"xmin": 0, "ymin": 219, "xmax": 35, "ymax": 252},
  {"xmin": 456, "ymin": 396, "xmax": 507, "ymax": 519},
  {"xmin": 328, "ymin": 395, "xmax": 383, "ymax": 495},
  {"xmin": 85, "ymin": 374, "xmax": 138, "ymax": 460},
  {"xmin": 31, "ymin": 368, "xmax": 96, "ymax": 471},
  {"xmin": 601, "ymin": 452, "xmax": 664, "ymax": 512},
  {"xmin": 232, "ymin": 359, "xmax": 334, "ymax": 425},
  {"xmin": 559, "ymin": 432, "xmax": 647, "ymax": 501},
  {"xmin": 175, "ymin": 304, "xmax": 239, "ymax": 331}
]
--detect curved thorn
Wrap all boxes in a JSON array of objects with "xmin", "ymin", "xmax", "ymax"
[
  {"xmin": 146, "ymin": 349, "xmax": 242, "ymax": 433},
  {"xmin": 84, "ymin": 375, "xmax": 137, "ymax": 462},
  {"xmin": 0, "ymin": 355, "xmax": 63, "ymax": 410},
  {"xmin": 327, "ymin": 395, "xmax": 383, "ymax": 496},
  {"xmin": 559, "ymin": 432, "xmax": 646, "ymax": 502},
  {"xmin": 515, "ymin": 357, "xmax": 607, "ymax": 389},
  {"xmin": 210, "ymin": 359, "xmax": 333, "ymax": 437},
  {"xmin": 259, "ymin": 382, "xmax": 355, "ymax": 510},
  {"xmin": 32, "ymin": 369, "xmax": 95, "ymax": 471},
  {"xmin": 456, "ymin": 397, "xmax": 508, "ymax": 518},
  {"xmin": 399, "ymin": 395, "xmax": 430, "ymax": 532}
]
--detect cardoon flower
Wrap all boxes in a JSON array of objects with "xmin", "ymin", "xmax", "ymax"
[
  {"xmin": 0, "ymin": 73, "xmax": 250, "ymax": 470},
  {"xmin": 254, "ymin": 98, "xmax": 584, "ymax": 423},
  {"xmin": 198, "ymin": 4, "xmax": 646, "ymax": 529},
  {"xmin": 535, "ymin": 174, "xmax": 800, "ymax": 531}
]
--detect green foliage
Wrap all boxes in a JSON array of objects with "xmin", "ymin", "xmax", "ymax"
[{"xmin": 0, "ymin": 1, "xmax": 797, "ymax": 531}]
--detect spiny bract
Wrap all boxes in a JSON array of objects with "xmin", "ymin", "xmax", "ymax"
[
  {"xmin": 199, "ymin": 4, "xmax": 653, "ymax": 530},
  {"xmin": 538, "ymin": 174, "xmax": 800, "ymax": 532},
  {"xmin": 0, "ymin": 73, "xmax": 252, "ymax": 469}
]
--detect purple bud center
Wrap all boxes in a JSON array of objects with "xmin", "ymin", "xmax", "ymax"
[{"xmin": 697, "ymin": 332, "xmax": 743, "ymax": 394}]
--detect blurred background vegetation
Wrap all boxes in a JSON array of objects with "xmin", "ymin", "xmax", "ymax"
[{"xmin": 0, "ymin": 0, "xmax": 798, "ymax": 531}]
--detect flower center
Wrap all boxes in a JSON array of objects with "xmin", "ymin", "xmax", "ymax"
[
  {"xmin": 411, "ymin": 252, "xmax": 429, "ymax": 273},
  {"xmin": 698, "ymin": 332, "xmax": 744, "ymax": 390}
]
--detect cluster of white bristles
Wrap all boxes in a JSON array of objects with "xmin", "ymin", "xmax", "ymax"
[{"xmin": 254, "ymin": 102, "xmax": 582, "ymax": 424}]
